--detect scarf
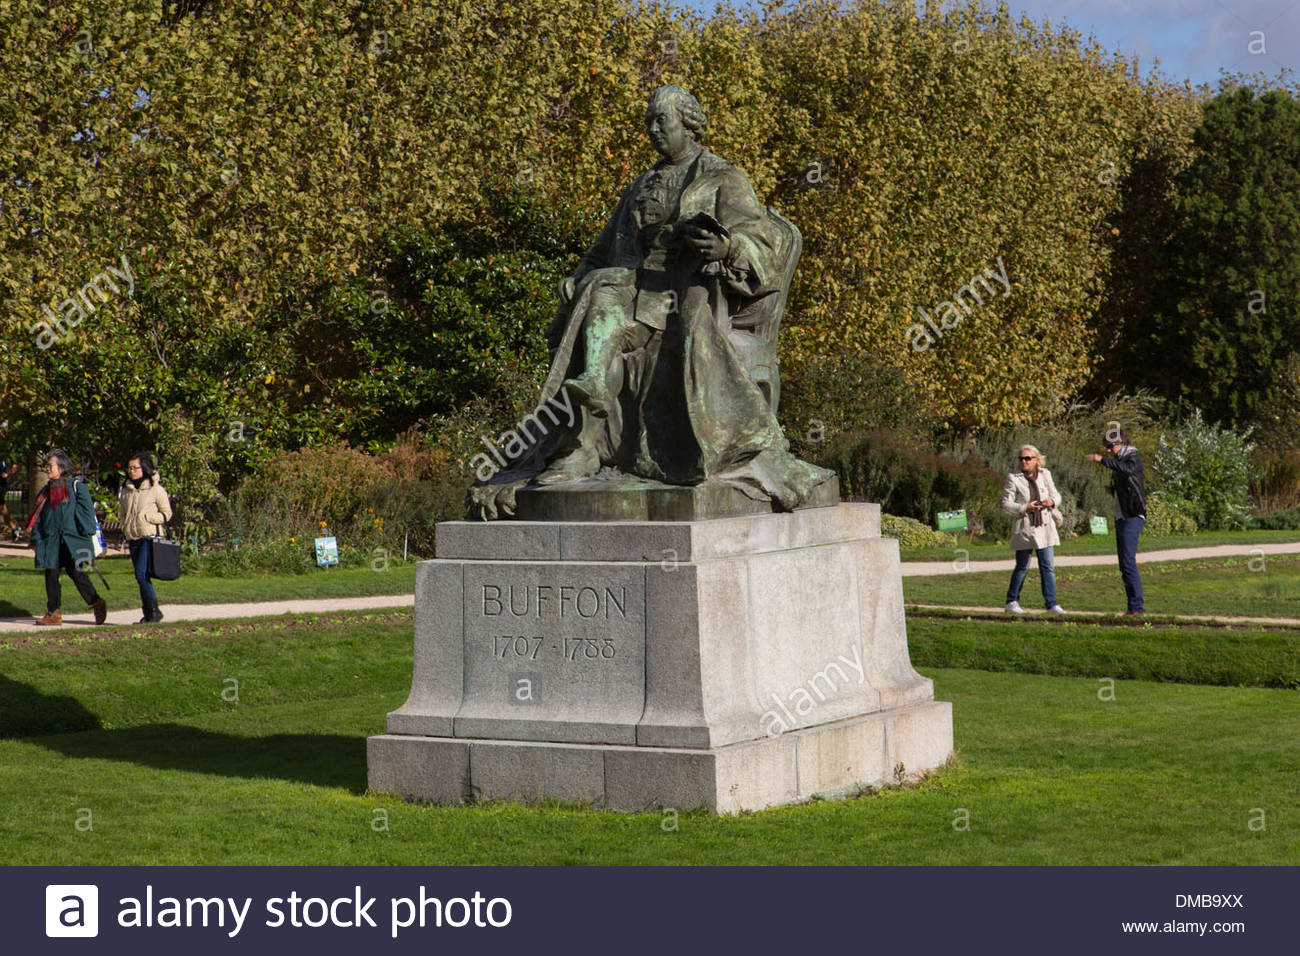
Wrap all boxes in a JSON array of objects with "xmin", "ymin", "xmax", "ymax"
[
  {"xmin": 26, "ymin": 477, "xmax": 69, "ymax": 532},
  {"xmin": 1024, "ymin": 469, "xmax": 1043, "ymax": 528},
  {"xmin": 46, "ymin": 477, "xmax": 70, "ymax": 508}
]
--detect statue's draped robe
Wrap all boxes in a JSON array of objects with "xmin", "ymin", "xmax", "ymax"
[{"xmin": 468, "ymin": 149, "xmax": 832, "ymax": 519}]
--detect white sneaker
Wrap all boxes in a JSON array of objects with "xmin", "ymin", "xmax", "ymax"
[
  {"xmin": 1048, "ymin": 604, "xmax": 1066, "ymax": 614},
  {"xmin": 1004, "ymin": 601, "xmax": 1024, "ymax": 614}
]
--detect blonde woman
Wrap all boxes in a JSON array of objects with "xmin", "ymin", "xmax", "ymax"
[{"xmin": 999, "ymin": 444, "xmax": 1065, "ymax": 614}]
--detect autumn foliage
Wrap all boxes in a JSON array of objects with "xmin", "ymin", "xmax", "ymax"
[{"xmin": 1, "ymin": 0, "xmax": 1203, "ymax": 470}]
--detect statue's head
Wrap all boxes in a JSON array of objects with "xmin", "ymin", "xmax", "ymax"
[{"xmin": 645, "ymin": 85, "xmax": 706, "ymax": 157}]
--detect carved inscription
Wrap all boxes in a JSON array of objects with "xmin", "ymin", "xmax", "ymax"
[
  {"xmin": 481, "ymin": 584, "xmax": 628, "ymax": 619},
  {"xmin": 458, "ymin": 563, "xmax": 646, "ymax": 743},
  {"xmin": 493, "ymin": 635, "xmax": 616, "ymax": 660}
]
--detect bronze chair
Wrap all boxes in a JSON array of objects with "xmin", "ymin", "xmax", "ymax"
[{"xmin": 726, "ymin": 206, "xmax": 801, "ymax": 414}]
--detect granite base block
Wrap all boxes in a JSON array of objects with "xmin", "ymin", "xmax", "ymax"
[
  {"xmin": 510, "ymin": 475, "xmax": 841, "ymax": 522},
  {"xmin": 369, "ymin": 503, "xmax": 954, "ymax": 813},
  {"xmin": 367, "ymin": 700, "xmax": 952, "ymax": 814}
]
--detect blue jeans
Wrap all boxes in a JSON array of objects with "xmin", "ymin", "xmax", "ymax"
[
  {"xmin": 128, "ymin": 538, "xmax": 158, "ymax": 606},
  {"xmin": 1006, "ymin": 547, "xmax": 1057, "ymax": 608},
  {"xmin": 1116, "ymin": 516, "xmax": 1145, "ymax": 612}
]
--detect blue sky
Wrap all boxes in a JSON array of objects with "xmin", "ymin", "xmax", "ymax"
[{"xmin": 682, "ymin": 1, "xmax": 1300, "ymax": 88}]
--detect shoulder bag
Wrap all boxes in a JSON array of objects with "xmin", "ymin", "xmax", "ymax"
[{"xmin": 147, "ymin": 519, "xmax": 182, "ymax": 581}]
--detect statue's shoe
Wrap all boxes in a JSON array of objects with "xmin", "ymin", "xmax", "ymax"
[
  {"xmin": 560, "ymin": 375, "xmax": 611, "ymax": 415},
  {"xmin": 535, "ymin": 447, "xmax": 599, "ymax": 485}
]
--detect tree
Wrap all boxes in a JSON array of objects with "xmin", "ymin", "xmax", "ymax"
[
  {"xmin": 1134, "ymin": 83, "xmax": 1300, "ymax": 429},
  {"xmin": 0, "ymin": 0, "xmax": 1202, "ymax": 470}
]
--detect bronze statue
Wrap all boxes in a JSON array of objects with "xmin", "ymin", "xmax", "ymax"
[{"xmin": 468, "ymin": 85, "xmax": 832, "ymax": 519}]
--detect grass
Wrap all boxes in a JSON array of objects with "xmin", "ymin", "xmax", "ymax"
[
  {"xmin": 899, "ymin": 528, "xmax": 1300, "ymax": 561},
  {"xmin": 1, "ymin": 611, "xmax": 1296, "ymax": 865},
  {"xmin": 0, "ymin": 611, "xmax": 414, "ymax": 736},
  {"xmin": 903, "ymin": 553, "xmax": 1300, "ymax": 619},
  {"xmin": 0, "ymin": 555, "xmax": 416, "ymax": 618},
  {"xmin": 907, "ymin": 614, "xmax": 1300, "ymax": 689}
]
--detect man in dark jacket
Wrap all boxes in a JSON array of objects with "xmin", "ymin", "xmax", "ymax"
[{"xmin": 1086, "ymin": 429, "xmax": 1146, "ymax": 614}]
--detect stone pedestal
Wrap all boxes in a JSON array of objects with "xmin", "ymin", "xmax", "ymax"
[{"xmin": 367, "ymin": 502, "xmax": 953, "ymax": 813}]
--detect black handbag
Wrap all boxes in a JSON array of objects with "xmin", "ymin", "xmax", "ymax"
[{"xmin": 147, "ymin": 522, "xmax": 182, "ymax": 581}]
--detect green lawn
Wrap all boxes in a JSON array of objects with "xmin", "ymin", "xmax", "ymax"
[
  {"xmin": 907, "ymin": 614, "xmax": 1300, "ymax": 688},
  {"xmin": 1, "ymin": 612, "xmax": 1296, "ymax": 865},
  {"xmin": 899, "ymin": 528, "xmax": 1300, "ymax": 561},
  {"xmin": 0, "ymin": 555, "xmax": 415, "ymax": 618},
  {"xmin": 904, "ymin": 553, "xmax": 1300, "ymax": 618}
]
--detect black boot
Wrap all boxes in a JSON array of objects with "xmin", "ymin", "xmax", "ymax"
[
  {"xmin": 139, "ymin": 603, "xmax": 152, "ymax": 624},
  {"xmin": 147, "ymin": 601, "xmax": 164, "ymax": 623}
]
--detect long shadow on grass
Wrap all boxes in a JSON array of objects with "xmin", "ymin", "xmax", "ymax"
[
  {"xmin": 3, "ymin": 676, "xmax": 365, "ymax": 791},
  {"xmin": 30, "ymin": 723, "xmax": 368, "ymax": 792},
  {"xmin": 0, "ymin": 674, "xmax": 102, "ymax": 736}
]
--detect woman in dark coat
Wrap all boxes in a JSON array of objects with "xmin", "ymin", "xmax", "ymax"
[{"xmin": 28, "ymin": 448, "xmax": 107, "ymax": 625}]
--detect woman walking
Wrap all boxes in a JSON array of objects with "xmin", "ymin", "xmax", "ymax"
[
  {"xmin": 29, "ymin": 449, "xmax": 107, "ymax": 626},
  {"xmin": 1000, "ymin": 444, "xmax": 1066, "ymax": 614},
  {"xmin": 119, "ymin": 452, "xmax": 172, "ymax": 623}
]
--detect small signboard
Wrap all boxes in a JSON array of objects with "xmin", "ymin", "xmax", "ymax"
[
  {"xmin": 315, "ymin": 536, "xmax": 339, "ymax": 566},
  {"xmin": 937, "ymin": 509, "xmax": 968, "ymax": 532},
  {"xmin": 1089, "ymin": 516, "xmax": 1109, "ymax": 535}
]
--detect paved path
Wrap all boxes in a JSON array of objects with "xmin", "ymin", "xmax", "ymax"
[
  {"xmin": 900, "ymin": 541, "xmax": 1300, "ymax": 576},
  {"xmin": 0, "ymin": 594, "xmax": 414, "ymax": 634},
  {"xmin": 3, "ymin": 540, "xmax": 1296, "ymax": 633},
  {"xmin": 907, "ymin": 603, "xmax": 1300, "ymax": 628}
]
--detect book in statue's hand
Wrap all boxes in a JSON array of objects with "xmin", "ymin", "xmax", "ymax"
[{"xmin": 676, "ymin": 211, "xmax": 731, "ymax": 240}]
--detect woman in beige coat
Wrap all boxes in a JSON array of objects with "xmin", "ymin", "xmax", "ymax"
[
  {"xmin": 999, "ymin": 444, "xmax": 1065, "ymax": 614},
  {"xmin": 118, "ymin": 452, "xmax": 173, "ymax": 623}
]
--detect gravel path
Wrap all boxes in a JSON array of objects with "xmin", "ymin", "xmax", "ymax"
[
  {"xmin": 0, "ymin": 594, "xmax": 413, "ymax": 634},
  {"xmin": 3, "ymin": 541, "xmax": 1297, "ymax": 633}
]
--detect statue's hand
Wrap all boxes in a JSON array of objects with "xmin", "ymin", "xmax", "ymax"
[
  {"xmin": 684, "ymin": 225, "xmax": 731, "ymax": 262},
  {"xmin": 558, "ymin": 275, "xmax": 578, "ymax": 303}
]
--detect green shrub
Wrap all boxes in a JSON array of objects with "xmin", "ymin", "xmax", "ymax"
[
  {"xmin": 1255, "ymin": 506, "xmax": 1300, "ymax": 530},
  {"xmin": 1151, "ymin": 410, "xmax": 1254, "ymax": 530},
  {"xmin": 780, "ymin": 351, "xmax": 932, "ymax": 458},
  {"xmin": 202, "ymin": 431, "xmax": 470, "ymax": 571},
  {"xmin": 1144, "ymin": 494, "xmax": 1199, "ymax": 537},
  {"xmin": 1250, "ymin": 448, "xmax": 1300, "ymax": 513},
  {"xmin": 1253, "ymin": 354, "xmax": 1300, "ymax": 452},
  {"xmin": 824, "ymin": 429, "xmax": 1001, "ymax": 529},
  {"xmin": 154, "ymin": 407, "xmax": 223, "ymax": 538},
  {"xmin": 191, "ymin": 536, "xmax": 317, "ymax": 577},
  {"xmin": 944, "ymin": 426, "xmax": 1113, "ymax": 538},
  {"xmin": 881, "ymin": 514, "xmax": 958, "ymax": 550}
]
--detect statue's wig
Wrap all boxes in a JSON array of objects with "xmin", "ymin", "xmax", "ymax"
[{"xmin": 646, "ymin": 85, "xmax": 707, "ymax": 141}]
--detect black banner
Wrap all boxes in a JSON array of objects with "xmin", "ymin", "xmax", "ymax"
[{"xmin": 6, "ymin": 866, "xmax": 1291, "ymax": 953}]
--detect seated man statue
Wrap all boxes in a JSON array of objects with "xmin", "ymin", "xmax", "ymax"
[{"xmin": 468, "ymin": 85, "xmax": 832, "ymax": 519}]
